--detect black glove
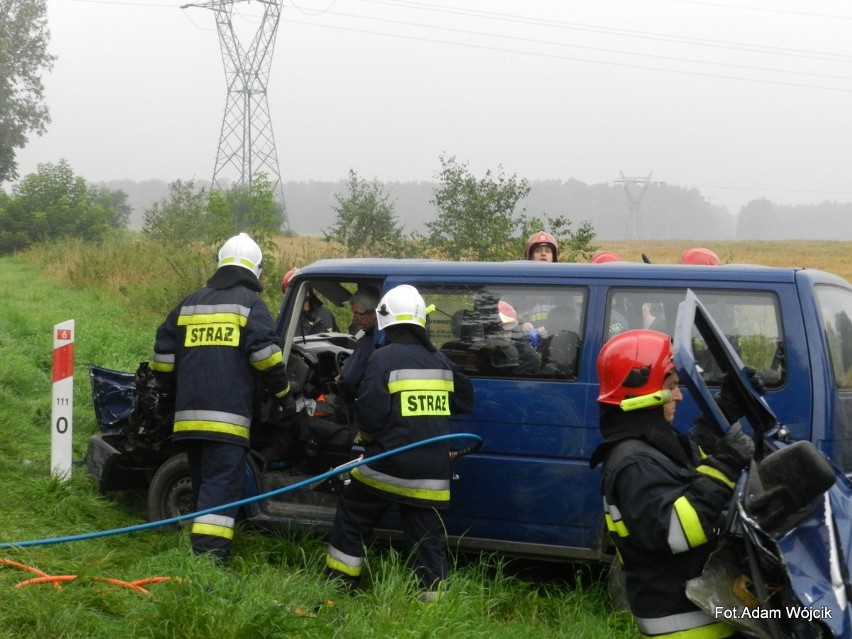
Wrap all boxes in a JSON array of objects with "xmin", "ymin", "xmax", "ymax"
[
  {"xmin": 714, "ymin": 367, "xmax": 766, "ymax": 423},
  {"xmin": 279, "ymin": 392, "xmax": 297, "ymax": 420},
  {"xmin": 706, "ymin": 423, "xmax": 755, "ymax": 482}
]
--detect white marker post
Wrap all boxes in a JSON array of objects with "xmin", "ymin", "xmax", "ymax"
[{"xmin": 51, "ymin": 320, "xmax": 75, "ymax": 480}]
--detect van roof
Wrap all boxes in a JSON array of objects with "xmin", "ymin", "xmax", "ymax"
[{"xmin": 296, "ymin": 258, "xmax": 848, "ymax": 287}]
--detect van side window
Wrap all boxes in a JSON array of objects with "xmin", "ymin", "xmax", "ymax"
[
  {"xmin": 816, "ymin": 285, "xmax": 852, "ymax": 389},
  {"xmin": 606, "ymin": 288, "xmax": 786, "ymax": 389},
  {"xmin": 421, "ymin": 285, "xmax": 585, "ymax": 381}
]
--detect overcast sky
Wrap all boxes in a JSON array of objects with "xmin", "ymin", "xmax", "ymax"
[{"xmin": 14, "ymin": 0, "xmax": 852, "ymax": 216}]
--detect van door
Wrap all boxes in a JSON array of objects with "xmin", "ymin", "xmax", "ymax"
[{"xmin": 402, "ymin": 281, "xmax": 602, "ymax": 560}]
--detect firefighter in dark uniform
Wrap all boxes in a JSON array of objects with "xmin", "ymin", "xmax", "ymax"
[
  {"xmin": 325, "ymin": 284, "xmax": 475, "ymax": 601},
  {"xmin": 151, "ymin": 233, "xmax": 296, "ymax": 562},
  {"xmin": 590, "ymin": 329, "xmax": 754, "ymax": 639}
]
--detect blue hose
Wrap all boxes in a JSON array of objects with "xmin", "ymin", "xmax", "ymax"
[{"xmin": 0, "ymin": 432, "xmax": 483, "ymax": 549}]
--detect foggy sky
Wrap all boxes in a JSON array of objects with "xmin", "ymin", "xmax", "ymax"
[{"xmin": 13, "ymin": 0, "xmax": 852, "ymax": 219}]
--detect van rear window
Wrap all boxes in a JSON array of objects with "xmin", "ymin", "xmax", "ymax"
[
  {"xmin": 421, "ymin": 285, "xmax": 586, "ymax": 381},
  {"xmin": 606, "ymin": 288, "xmax": 785, "ymax": 389},
  {"xmin": 816, "ymin": 285, "xmax": 852, "ymax": 389}
]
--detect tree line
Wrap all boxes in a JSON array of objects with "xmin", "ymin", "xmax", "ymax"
[{"xmin": 0, "ymin": 157, "xmax": 599, "ymax": 263}]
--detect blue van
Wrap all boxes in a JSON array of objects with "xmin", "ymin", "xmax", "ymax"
[{"xmin": 85, "ymin": 259, "xmax": 852, "ymax": 564}]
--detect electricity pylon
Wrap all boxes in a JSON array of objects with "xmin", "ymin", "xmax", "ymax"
[
  {"xmin": 615, "ymin": 172, "xmax": 655, "ymax": 239},
  {"xmin": 183, "ymin": 0, "xmax": 288, "ymax": 230}
]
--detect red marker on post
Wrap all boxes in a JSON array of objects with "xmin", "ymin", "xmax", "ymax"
[{"xmin": 51, "ymin": 320, "xmax": 75, "ymax": 480}]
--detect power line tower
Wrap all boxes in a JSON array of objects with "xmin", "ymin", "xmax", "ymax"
[
  {"xmin": 614, "ymin": 171, "xmax": 655, "ymax": 239},
  {"xmin": 184, "ymin": 0, "xmax": 288, "ymax": 230}
]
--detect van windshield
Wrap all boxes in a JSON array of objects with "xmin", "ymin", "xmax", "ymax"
[
  {"xmin": 606, "ymin": 288, "xmax": 785, "ymax": 389},
  {"xmin": 815, "ymin": 284, "xmax": 852, "ymax": 389}
]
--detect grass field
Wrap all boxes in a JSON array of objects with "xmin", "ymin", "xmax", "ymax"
[{"xmin": 596, "ymin": 240, "xmax": 852, "ymax": 283}]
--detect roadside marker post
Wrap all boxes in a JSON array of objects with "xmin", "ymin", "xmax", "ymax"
[{"xmin": 51, "ymin": 320, "xmax": 75, "ymax": 480}]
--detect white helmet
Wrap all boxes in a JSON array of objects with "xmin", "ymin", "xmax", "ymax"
[
  {"xmin": 376, "ymin": 284, "xmax": 427, "ymax": 331},
  {"xmin": 217, "ymin": 233, "xmax": 263, "ymax": 278}
]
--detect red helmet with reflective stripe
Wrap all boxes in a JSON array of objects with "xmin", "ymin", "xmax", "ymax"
[
  {"xmin": 591, "ymin": 251, "xmax": 622, "ymax": 264},
  {"xmin": 597, "ymin": 330, "xmax": 675, "ymax": 405},
  {"xmin": 680, "ymin": 247, "xmax": 720, "ymax": 265},
  {"xmin": 524, "ymin": 231, "xmax": 559, "ymax": 262}
]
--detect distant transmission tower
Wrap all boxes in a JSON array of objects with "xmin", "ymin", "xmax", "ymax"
[
  {"xmin": 184, "ymin": 0, "xmax": 288, "ymax": 230},
  {"xmin": 615, "ymin": 172, "xmax": 655, "ymax": 239}
]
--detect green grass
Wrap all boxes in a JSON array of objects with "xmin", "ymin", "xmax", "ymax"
[{"xmin": 0, "ymin": 253, "xmax": 636, "ymax": 638}]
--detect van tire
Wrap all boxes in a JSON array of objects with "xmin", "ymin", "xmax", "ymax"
[{"xmin": 147, "ymin": 453, "xmax": 193, "ymax": 525}]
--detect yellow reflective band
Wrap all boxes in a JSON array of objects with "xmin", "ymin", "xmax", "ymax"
[
  {"xmin": 696, "ymin": 464, "xmax": 736, "ymax": 489},
  {"xmin": 191, "ymin": 522, "xmax": 234, "ymax": 540},
  {"xmin": 393, "ymin": 313, "xmax": 426, "ymax": 327},
  {"xmin": 178, "ymin": 312, "xmax": 249, "ymax": 327},
  {"xmin": 400, "ymin": 390, "xmax": 451, "ymax": 416},
  {"xmin": 173, "ymin": 420, "xmax": 250, "ymax": 439},
  {"xmin": 251, "ymin": 350, "xmax": 283, "ymax": 371},
  {"xmin": 639, "ymin": 621, "xmax": 736, "ymax": 639},
  {"xmin": 220, "ymin": 256, "xmax": 257, "ymax": 271},
  {"xmin": 351, "ymin": 467, "xmax": 450, "ymax": 502},
  {"xmin": 605, "ymin": 513, "xmax": 630, "ymax": 537},
  {"xmin": 387, "ymin": 378, "xmax": 454, "ymax": 394},
  {"xmin": 325, "ymin": 555, "xmax": 362, "ymax": 577},
  {"xmin": 150, "ymin": 361, "xmax": 174, "ymax": 373},
  {"xmin": 183, "ymin": 323, "xmax": 240, "ymax": 347},
  {"xmin": 673, "ymin": 496, "xmax": 708, "ymax": 548}
]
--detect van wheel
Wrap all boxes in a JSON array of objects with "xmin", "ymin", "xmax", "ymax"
[
  {"xmin": 147, "ymin": 453, "xmax": 193, "ymax": 525},
  {"xmin": 606, "ymin": 558, "xmax": 630, "ymax": 611}
]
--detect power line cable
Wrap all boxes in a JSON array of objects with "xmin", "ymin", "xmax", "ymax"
[
  {"xmin": 283, "ymin": 17, "xmax": 852, "ymax": 93},
  {"xmin": 354, "ymin": 0, "xmax": 852, "ymax": 64},
  {"xmin": 317, "ymin": 8, "xmax": 852, "ymax": 83}
]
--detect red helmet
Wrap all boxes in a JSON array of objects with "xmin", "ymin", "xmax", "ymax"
[
  {"xmin": 281, "ymin": 267, "xmax": 299, "ymax": 293},
  {"xmin": 591, "ymin": 251, "xmax": 621, "ymax": 264},
  {"xmin": 597, "ymin": 330, "xmax": 675, "ymax": 405},
  {"xmin": 680, "ymin": 247, "xmax": 720, "ymax": 265},
  {"xmin": 524, "ymin": 231, "xmax": 559, "ymax": 262}
]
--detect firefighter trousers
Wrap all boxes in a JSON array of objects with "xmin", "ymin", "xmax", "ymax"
[
  {"xmin": 184, "ymin": 440, "xmax": 246, "ymax": 562},
  {"xmin": 326, "ymin": 478, "xmax": 449, "ymax": 591}
]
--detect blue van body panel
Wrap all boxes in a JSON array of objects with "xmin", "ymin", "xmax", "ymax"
[{"xmin": 275, "ymin": 259, "xmax": 851, "ymax": 559}]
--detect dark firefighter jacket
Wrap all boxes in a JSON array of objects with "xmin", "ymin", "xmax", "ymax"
[
  {"xmin": 591, "ymin": 407, "xmax": 737, "ymax": 639},
  {"xmin": 351, "ymin": 331, "xmax": 474, "ymax": 508},
  {"xmin": 150, "ymin": 266, "xmax": 291, "ymax": 446}
]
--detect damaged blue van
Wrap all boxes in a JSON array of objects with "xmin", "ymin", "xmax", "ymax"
[{"xmin": 85, "ymin": 258, "xmax": 852, "ymax": 565}]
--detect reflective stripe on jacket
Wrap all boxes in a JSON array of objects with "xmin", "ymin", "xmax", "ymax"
[
  {"xmin": 151, "ymin": 276, "xmax": 290, "ymax": 446},
  {"xmin": 353, "ymin": 341, "xmax": 474, "ymax": 508}
]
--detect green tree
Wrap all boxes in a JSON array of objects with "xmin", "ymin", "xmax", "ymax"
[
  {"xmin": 326, "ymin": 169, "xmax": 405, "ymax": 257},
  {"xmin": 428, "ymin": 155, "xmax": 531, "ymax": 260},
  {"xmin": 143, "ymin": 178, "xmax": 282, "ymax": 247},
  {"xmin": 142, "ymin": 179, "xmax": 211, "ymax": 244},
  {"xmin": 0, "ymin": 0, "xmax": 56, "ymax": 183},
  {"xmin": 0, "ymin": 160, "xmax": 118, "ymax": 253}
]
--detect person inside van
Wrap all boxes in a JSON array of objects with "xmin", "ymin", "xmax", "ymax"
[
  {"xmin": 641, "ymin": 301, "xmax": 666, "ymax": 332},
  {"xmin": 495, "ymin": 300, "xmax": 540, "ymax": 377},
  {"xmin": 336, "ymin": 286, "xmax": 381, "ymax": 406},
  {"xmin": 591, "ymin": 330, "xmax": 754, "ymax": 639},
  {"xmin": 299, "ymin": 289, "xmax": 338, "ymax": 336}
]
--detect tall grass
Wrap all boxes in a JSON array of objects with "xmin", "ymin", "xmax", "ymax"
[{"xmin": 0, "ymin": 249, "xmax": 634, "ymax": 638}]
